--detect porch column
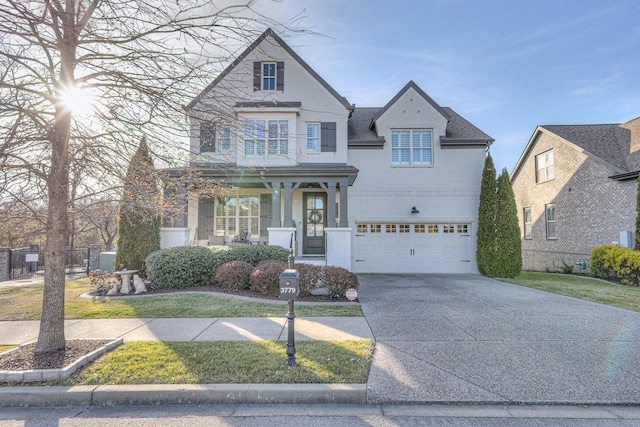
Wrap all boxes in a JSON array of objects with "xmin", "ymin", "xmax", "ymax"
[
  {"xmin": 264, "ymin": 182, "xmax": 282, "ymax": 226},
  {"xmin": 320, "ymin": 182, "xmax": 337, "ymax": 227},
  {"xmin": 339, "ymin": 179, "xmax": 348, "ymax": 227},
  {"xmin": 283, "ymin": 182, "xmax": 294, "ymax": 227}
]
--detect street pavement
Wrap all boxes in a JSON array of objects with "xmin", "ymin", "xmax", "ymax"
[{"xmin": 2, "ymin": 273, "xmax": 640, "ymax": 414}]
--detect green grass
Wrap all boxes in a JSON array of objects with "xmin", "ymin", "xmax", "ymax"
[
  {"xmin": 0, "ymin": 346, "xmax": 16, "ymax": 354},
  {"xmin": 54, "ymin": 340, "xmax": 374, "ymax": 385},
  {"xmin": 500, "ymin": 272, "xmax": 640, "ymax": 312},
  {"xmin": 0, "ymin": 278, "xmax": 363, "ymax": 320}
]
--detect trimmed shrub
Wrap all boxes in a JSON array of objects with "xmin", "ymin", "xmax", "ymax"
[
  {"xmin": 215, "ymin": 261, "xmax": 254, "ymax": 291},
  {"xmin": 211, "ymin": 245, "xmax": 289, "ymax": 275},
  {"xmin": 249, "ymin": 260, "xmax": 288, "ymax": 297},
  {"xmin": 591, "ymin": 245, "xmax": 640, "ymax": 286},
  {"xmin": 145, "ymin": 246, "xmax": 216, "ymax": 289},
  {"xmin": 324, "ymin": 266, "xmax": 359, "ymax": 296},
  {"xmin": 294, "ymin": 263, "xmax": 324, "ymax": 297}
]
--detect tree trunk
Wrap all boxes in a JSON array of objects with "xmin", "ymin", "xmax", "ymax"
[
  {"xmin": 36, "ymin": 108, "xmax": 71, "ymax": 353},
  {"xmin": 35, "ymin": 3, "xmax": 76, "ymax": 353}
]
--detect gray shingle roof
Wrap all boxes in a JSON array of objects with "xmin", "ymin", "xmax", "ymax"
[
  {"xmin": 541, "ymin": 123, "xmax": 634, "ymax": 173},
  {"xmin": 347, "ymin": 106, "xmax": 493, "ymax": 146},
  {"xmin": 441, "ymin": 107, "xmax": 494, "ymax": 142}
]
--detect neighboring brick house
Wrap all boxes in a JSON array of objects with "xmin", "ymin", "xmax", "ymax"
[
  {"xmin": 162, "ymin": 28, "xmax": 493, "ymax": 273},
  {"xmin": 511, "ymin": 117, "xmax": 640, "ymax": 272}
]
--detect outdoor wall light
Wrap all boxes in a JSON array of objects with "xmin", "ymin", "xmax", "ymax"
[{"xmin": 411, "ymin": 206, "xmax": 419, "ymax": 214}]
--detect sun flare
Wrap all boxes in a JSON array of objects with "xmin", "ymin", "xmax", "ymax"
[{"xmin": 61, "ymin": 87, "xmax": 94, "ymax": 115}]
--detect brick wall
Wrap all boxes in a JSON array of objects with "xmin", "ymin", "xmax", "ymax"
[{"xmin": 512, "ymin": 130, "xmax": 636, "ymax": 272}]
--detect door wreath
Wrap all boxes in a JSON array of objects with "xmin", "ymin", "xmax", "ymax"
[{"xmin": 308, "ymin": 209, "xmax": 323, "ymax": 224}]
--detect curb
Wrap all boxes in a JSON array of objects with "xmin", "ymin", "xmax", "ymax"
[{"xmin": 0, "ymin": 383, "xmax": 367, "ymax": 407}]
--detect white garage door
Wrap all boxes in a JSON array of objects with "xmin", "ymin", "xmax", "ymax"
[{"xmin": 354, "ymin": 223, "xmax": 472, "ymax": 273}]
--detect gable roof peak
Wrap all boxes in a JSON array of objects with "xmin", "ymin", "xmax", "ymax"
[
  {"xmin": 370, "ymin": 81, "xmax": 451, "ymax": 127},
  {"xmin": 186, "ymin": 27, "xmax": 352, "ymax": 111}
]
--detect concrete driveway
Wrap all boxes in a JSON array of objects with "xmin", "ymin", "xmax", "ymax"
[{"xmin": 358, "ymin": 274, "xmax": 640, "ymax": 405}]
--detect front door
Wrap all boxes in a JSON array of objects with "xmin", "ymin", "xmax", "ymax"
[{"xmin": 303, "ymin": 193, "xmax": 326, "ymax": 255}]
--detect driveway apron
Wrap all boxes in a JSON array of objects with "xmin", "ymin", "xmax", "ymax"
[{"xmin": 358, "ymin": 274, "xmax": 640, "ymax": 405}]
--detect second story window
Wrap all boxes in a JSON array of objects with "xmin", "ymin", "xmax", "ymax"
[
  {"xmin": 535, "ymin": 150, "xmax": 554, "ymax": 183},
  {"xmin": 253, "ymin": 61, "xmax": 284, "ymax": 91},
  {"xmin": 200, "ymin": 122, "xmax": 230, "ymax": 153},
  {"xmin": 262, "ymin": 63, "xmax": 276, "ymax": 90},
  {"xmin": 307, "ymin": 123, "xmax": 320, "ymax": 152},
  {"xmin": 244, "ymin": 119, "xmax": 288, "ymax": 157},
  {"xmin": 391, "ymin": 130, "xmax": 433, "ymax": 165}
]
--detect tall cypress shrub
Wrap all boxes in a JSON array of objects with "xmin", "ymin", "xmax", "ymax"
[
  {"xmin": 495, "ymin": 168, "xmax": 522, "ymax": 277},
  {"xmin": 477, "ymin": 153, "xmax": 498, "ymax": 276},
  {"xmin": 115, "ymin": 137, "xmax": 161, "ymax": 276}
]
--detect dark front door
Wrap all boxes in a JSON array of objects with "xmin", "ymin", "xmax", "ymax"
[{"xmin": 303, "ymin": 193, "xmax": 326, "ymax": 255}]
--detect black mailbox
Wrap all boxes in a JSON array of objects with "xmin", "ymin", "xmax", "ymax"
[{"xmin": 279, "ymin": 269, "xmax": 300, "ymax": 300}]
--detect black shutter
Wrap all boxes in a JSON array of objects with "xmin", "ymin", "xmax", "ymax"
[
  {"xmin": 259, "ymin": 194, "xmax": 272, "ymax": 240},
  {"xmin": 253, "ymin": 62, "xmax": 261, "ymax": 91},
  {"xmin": 321, "ymin": 122, "xmax": 337, "ymax": 152},
  {"xmin": 198, "ymin": 198, "xmax": 215, "ymax": 240},
  {"xmin": 200, "ymin": 122, "xmax": 216, "ymax": 153},
  {"xmin": 276, "ymin": 61, "xmax": 284, "ymax": 91}
]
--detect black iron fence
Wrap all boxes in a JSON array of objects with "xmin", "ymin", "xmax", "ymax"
[{"xmin": 8, "ymin": 246, "xmax": 90, "ymax": 280}]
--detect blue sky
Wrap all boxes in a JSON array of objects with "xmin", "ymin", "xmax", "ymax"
[{"xmin": 264, "ymin": 0, "xmax": 640, "ymax": 172}]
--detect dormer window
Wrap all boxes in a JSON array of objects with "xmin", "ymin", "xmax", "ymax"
[{"xmin": 253, "ymin": 61, "xmax": 284, "ymax": 91}]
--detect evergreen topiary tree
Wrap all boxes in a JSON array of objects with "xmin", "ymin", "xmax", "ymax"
[
  {"xmin": 635, "ymin": 175, "xmax": 640, "ymax": 251},
  {"xmin": 477, "ymin": 153, "xmax": 498, "ymax": 276},
  {"xmin": 494, "ymin": 168, "xmax": 522, "ymax": 277},
  {"xmin": 115, "ymin": 137, "xmax": 161, "ymax": 276}
]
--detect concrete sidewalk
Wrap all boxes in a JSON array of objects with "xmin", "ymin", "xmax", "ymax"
[{"xmin": 0, "ymin": 316, "xmax": 373, "ymax": 345}]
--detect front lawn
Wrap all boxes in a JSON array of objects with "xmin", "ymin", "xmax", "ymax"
[
  {"xmin": 51, "ymin": 340, "xmax": 374, "ymax": 386},
  {"xmin": 0, "ymin": 278, "xmax": 363, "ymax": 321},
  {"xmin": 500, "ymin": 272, "xmax": 640, "ymax": 312}
]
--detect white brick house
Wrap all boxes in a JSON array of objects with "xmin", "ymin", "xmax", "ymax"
[
  {"xmin": 163, "ymin": 28, "xmax": 493, "ymax": 273},
  {"xmin": 511, "ymin": 118, "xmax": 640, "ymax": 272}
]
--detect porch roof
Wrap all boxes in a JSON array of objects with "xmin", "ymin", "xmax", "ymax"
[{"xmin": 163, "ymin": 163, "xmax": 359, "ymax": 186}]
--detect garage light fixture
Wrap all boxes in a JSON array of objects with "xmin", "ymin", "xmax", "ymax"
[{"xmin": 411, "ymin": 206, "xmax": 419, "ymax": 214}]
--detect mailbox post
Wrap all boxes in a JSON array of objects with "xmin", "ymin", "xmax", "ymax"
[{"xmin": 279, "ymin": 268, "xmax": 300, "ymax": 366}]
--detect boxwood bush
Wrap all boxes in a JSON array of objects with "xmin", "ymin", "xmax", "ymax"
[
  {"xmin": 591, "ymin": 244, "xmax": 640, "ymax": 286},
  {"xmin": 215, "ymin": 261, "xmax": 254, "ymax": 291},
  {"xmin": 146, "ymin": 246, "xmax": 216, "ymax": 289},
  {"xmin": 211, "ymin": 245, "xmax": 289, "ymax": 273}
]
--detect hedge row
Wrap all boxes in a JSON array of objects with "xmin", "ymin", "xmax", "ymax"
[
  {"xmin": 146, "ymin": 245, "xmax": 289, "ymax": 289},
  {"xmin": 590, "ymin": 245, "xmax": 640, "ymax": 286},
  {"xmin": 216, "ymin": 260, "xmax": 359, "ymax": 298}
]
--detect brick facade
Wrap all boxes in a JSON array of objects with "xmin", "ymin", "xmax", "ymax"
[{"xmin": 512, "ymin": 129, "xmax": 636, "ymax": 272}]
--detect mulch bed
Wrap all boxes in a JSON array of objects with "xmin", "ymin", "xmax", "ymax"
[
  {"xmin": 90, "ymin": 285, "xmax": 350, "ymax": 303},
  {"xmin": 0, "ymin": 340, "xmax": 112, "ymax": 372}
]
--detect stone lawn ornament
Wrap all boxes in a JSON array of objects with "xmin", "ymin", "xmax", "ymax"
[
  {"xmin": 133, "ymin": 274, "xmax": 146, "ymax": 294},
  {"xmin": 106, "ymin": 281, "xmax": 119, "ymax": 296}
]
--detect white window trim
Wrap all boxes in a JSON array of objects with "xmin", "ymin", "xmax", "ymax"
[
  {"xmin": 244, "ymin": 119, "xmax": 289, "ymax": 158},
  {"xmin": 535, "ymin": 150, "xmax": 555, "ymax": 183},
  {"xmin": 262, "ymin": 62, "xmax": 276, "ymax": 91},
  {"xmin": 306, "ymin": 123, "xmax": 321, "ymax": 153},
  {"xmin": 545, "ymin": 203, "xmax": 556, "ymax": 239},
  {"xmin": 391, "ymin": 129, "xmax": 434, "ymax": 166},
  {"xmin": 523, "ymin": 207, "xmax": 532, "ymax": 239}
]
